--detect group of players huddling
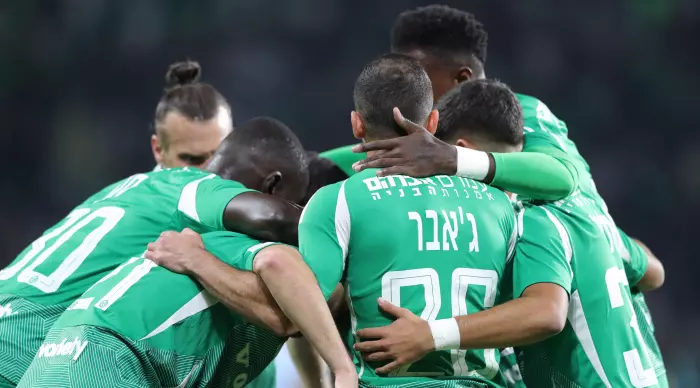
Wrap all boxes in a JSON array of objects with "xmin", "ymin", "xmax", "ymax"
[{"xmin": 0, "ymin": 5, "xmax": 668, "ymax": 388}]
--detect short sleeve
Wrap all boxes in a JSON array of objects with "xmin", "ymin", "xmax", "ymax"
[
  {"xmin": 298, "ymin": 182, "xmax": 348, "ymax": 300},
  {"xmin": 615, "ymin": 227, "xmax": 649, "ymax": 286},
  {"xmin": 177, "ymin": 175, "xmax": 254, "ymax": 231},
  {"xmin": 201, "ymin": 231, "xmax": 287, "ymax": 271},
  {"xmin": 513, "ymin": 205, "xmax": 573, "ymax": 298}
]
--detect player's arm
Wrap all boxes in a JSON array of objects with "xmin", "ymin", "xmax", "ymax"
[
  {"xmin": 283, "ymin": 183, "xmax": 354, "ymax": 388},
  {"xmin": 355, "ymin": 205, "xmax": 571, "ymax": 374},
  {"xmin": 180, "ymin": 176, "xmax": 302, "ymax": 245},
  {"xmin": 252, "ymin": 245, "xmax": 356, "ymax": 386},
  {"xmin": 223, "ymin": 192, "xmax": 302, "ymax": 245},
  {"xmin": 145, "ymin": 230, "xmax": 295, "ymax": 337},
  {"xmin": 351, "ymin": 108, "xmax": 576, "ymax": 200},
  {"xmin": 617, "ymin": 227, "xmax": 664, "ymax": 292}
]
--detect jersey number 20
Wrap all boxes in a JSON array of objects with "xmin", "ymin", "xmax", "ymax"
[{"xmin": 381, "ymin": 268, "xmax": 499, "ymax": 379}]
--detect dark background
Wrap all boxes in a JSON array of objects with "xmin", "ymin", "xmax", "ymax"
[{"xmin": 1, "ymin": 0, "xmax": 697, "ymax": 384}]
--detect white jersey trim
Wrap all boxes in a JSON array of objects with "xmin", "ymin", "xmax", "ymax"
[
  {"xmin": 178, "ymin": 174, "xmax": 216, "ymax": 223},
  {"xmin": 568, "ymin": 290, "xmax": 612, "ymax": 388},
  {"xmin": 335, "ymin": 182, "xmax": 351, "ymax": 269},
  {"xmin": 141, "ymin": 289, "xmax": 219, "ymax": 340}
]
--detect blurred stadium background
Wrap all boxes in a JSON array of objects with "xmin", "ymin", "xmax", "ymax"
[{"xmin": 0, "ymin": 0, "xmax": 697, "ymax": 386}]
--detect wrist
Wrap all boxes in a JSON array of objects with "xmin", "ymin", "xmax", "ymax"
[
  {"xmin": 455, "ymin": 147, "xmax": 490, "ymax": 181},
  {"xmin": 428, "ymin": 318, "xmax": 461, "ymax": 350},
  {"xmin": 182, "ymin": 247, "xmax": 212, "ymax": 275}
]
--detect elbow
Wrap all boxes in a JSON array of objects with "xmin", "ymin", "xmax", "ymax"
[
  {"xmin": 269, "ymin": 316, "xmax": 299, "ymax": 338},
  {"xmin": 637, "ymin": 258, "xmax": 665, "ymax": 292},
  {"xmin": 537, "ymin": 300, "xmax": 568, "ymax": 337},
  {"xmin": 544, "ymin": 158, "xmax": 577, "ymax": 200},
  {"xmin": 253, "ymin": 246, "xmax": 293, "ymax": 277}
]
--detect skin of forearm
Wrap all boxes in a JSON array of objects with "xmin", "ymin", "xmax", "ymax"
[
  {"xmin": 223, "ymin": 192, "xmax": 302, "ymax": 246},
  {"xmin": 253, "ymin": 246, "xmax": 353, "ymax": 375},
  {"xmin": 455, "ymin": 295, "xmax": 565, "ymax": 349},
  {"xmin": 287, "ymin": 337, "xmax": 329, "ymax": 388},
  {"xmin": 185, "ymin": 248, "xmax": 295, "ymax": 337}
]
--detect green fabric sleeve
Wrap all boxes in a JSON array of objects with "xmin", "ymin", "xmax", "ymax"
[
  {"xmin": 491, "ymin": 149, "xmax": 578, "ymax": 200},
  {"xmin": 512, "ymin": 205, "xmax": 573, "ymax": 298},
  {"xmin": 201, "ymin": 231, "xmax": 285, "ymax": 271},
  {"xmin": 615, "ymin": 227, "xmax": 649, "ymax": 287},
  {"xmin": 318, "ymin": 145, "xmax": 365, "ymax": 177},
  {"xmin": 298, "ymin": 183, "xmax": 347, "ymax": 300},
  {"xmin": 178, "ymin": 176, "xmax": 254, "ymax": 232}
]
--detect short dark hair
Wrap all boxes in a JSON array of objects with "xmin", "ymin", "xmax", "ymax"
[
  {"xmin": 212, "ymin": 117, "xmax": 309, "ymax": 199},
  {"xmin": 353, "ymin": 53, "xmax": 433, "ymax": 140},
  {"xmin": 435, "ymin": 79, "xmax": 523, "ymax": 152},
  {"xmin": 391, "ymin": 5, "xmax": 487, "ymax": 71},
  {"xmin": 154, "ymin": 61, "xmax": 232, "ymax": 147}
]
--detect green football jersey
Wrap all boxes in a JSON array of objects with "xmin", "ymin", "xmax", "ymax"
[
  {"xmin": 319, "ymin": 144, "xmax": 365, "ymax": 177},
  {"xmin": 515, "ymin": 193, "xmax": 658, "ymax": 388},
  {"xmin": 0, "ymin": 167, "xmax": 251, "ymax": 384},
  {"xmin": 299, "ymin": 169, "xmax": 518, "ymax": 387},
  {"xmin": 498, "ymin": 348, "xmax": 525, "ymax": 388},
  {"xmin": 25, "ymin": 232, "xmax": 286, "ymax": 387},
  {"xmin": 516, "ymin": 94, "xmax": 667, "ymax": 384}
]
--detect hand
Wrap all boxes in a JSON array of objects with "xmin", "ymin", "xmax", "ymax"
[
  {"xmin": 352, "ymin": 107, "xmax": 457, "ymax": 177},
  {"xmin": 354, "ymin": 298, "xmax": 434, "ymax": 375},
  {"xmin": 144, "ymin": 228, "xmax": 204, "ymax": 274},
  {"xmin": 333, "ymin": 369, "xmax": 358, "ymax": 388}
]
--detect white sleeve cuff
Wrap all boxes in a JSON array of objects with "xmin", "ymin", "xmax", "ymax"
[{"xmin": 456, "ymin": 147, "xmax": 490, "ymax": 181}]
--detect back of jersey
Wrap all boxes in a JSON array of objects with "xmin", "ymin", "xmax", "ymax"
[
  {"xmin": 344, "ymin": 170, "xmax": 517, "ymax": 386},
  {"xmin": 37, "ymin": 232, "xmax": 284, "ymax": 388},
  {"xmin": 518, "ymin": 193, "xmax": 657, "ymax": 388},
  {"xmin": 0, "ymin": 167, "xmax": 250, "ymax": 384}
]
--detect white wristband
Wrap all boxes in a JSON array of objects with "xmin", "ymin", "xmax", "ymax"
[
  {"xmin": 428, "ymin": 318, "xmax": 461, "ymax": 350},
  {"xmin": 455, "ymin": 146, "xmax": 490, "ymax": 180}
]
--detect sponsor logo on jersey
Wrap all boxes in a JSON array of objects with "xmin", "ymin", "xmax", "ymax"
[
  {"xmin": 0, "ymin": 303, "xmax": 18, "ymax": 318},
  {"xmin": 36, "ymin": 337, "xmax": 88, "ymax": 361}
]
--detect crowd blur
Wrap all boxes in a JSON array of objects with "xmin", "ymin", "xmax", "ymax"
[{"xmin": 0, "ymin": 0, "xmax": 697, "ymax": 384}]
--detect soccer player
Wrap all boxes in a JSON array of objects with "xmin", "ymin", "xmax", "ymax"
[
  {"xmin": 148, "ymin": 60, "xmax": 279, "ymax": 388},
  {"xmin": 17, "ymin": 226, "xmax": 357, "ymax": 388},
  {"xmin": 354, "ymin": 79, "xmax": 664, "ymax": 387},
  {"xmin": 351, "ymin": 5, "xmax": 668, "ymax": 387},
  {"xmin": 150, "ymin": 60, "xmax": 232, "ymax": 170},
  {"xmin": 298, "ymin": 54, "xmax": 568, "ymax": 387},
  {"xmin": 0, "ymin": 118, "xmax": 307, "ymax": 387}
]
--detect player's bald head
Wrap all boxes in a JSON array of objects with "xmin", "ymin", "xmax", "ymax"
[
  {"xmin": 206, "ymin": 117, "xmax": 309, "ymax": 203},
  {"xmin": 352, "ymin": 53, "xmax": 433, "ymax": 141}
]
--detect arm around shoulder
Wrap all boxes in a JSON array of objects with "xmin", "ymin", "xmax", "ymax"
[
  {"xmin": 490, "ymin": 151, "xmax": 577, "ymax": 200},
  {"xmin": 223, "ymin": 192, "xmax": 302, "ymax": 246}
]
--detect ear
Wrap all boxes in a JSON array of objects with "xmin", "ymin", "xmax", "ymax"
[
  {"xmin": 351, "ymin": 111, "xmax": 365, "ymax": 140},
  {"xmin": 455, "ymin": 66, "xmax": 474, "ymax": 83},
  {"xmin": 151, "ymin": 134, "xmax": 163, "ymax": 165},
  {"xmin": 425, "ymin": 109, "xmax": 439, "ymax": 135},
  {"xmin": 455, "ymin": 138, "xmax": 478, "ymax": 150},
  {"xmin": 261, "ymin": 171, "xmax": 282, "ymax": 196}
]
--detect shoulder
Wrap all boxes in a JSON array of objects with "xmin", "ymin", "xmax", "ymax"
[
  {"xmin": 301, "ymin": 180, "xmax": 346, "ymax": 222},
  {"xmin": 519, "ymin": 203, "xmax": 571, "ymax": 242}
]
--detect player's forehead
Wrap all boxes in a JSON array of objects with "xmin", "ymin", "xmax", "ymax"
[{"xmin": 162, "ymin": 111, "xmax": 231, "ymax": 153}]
